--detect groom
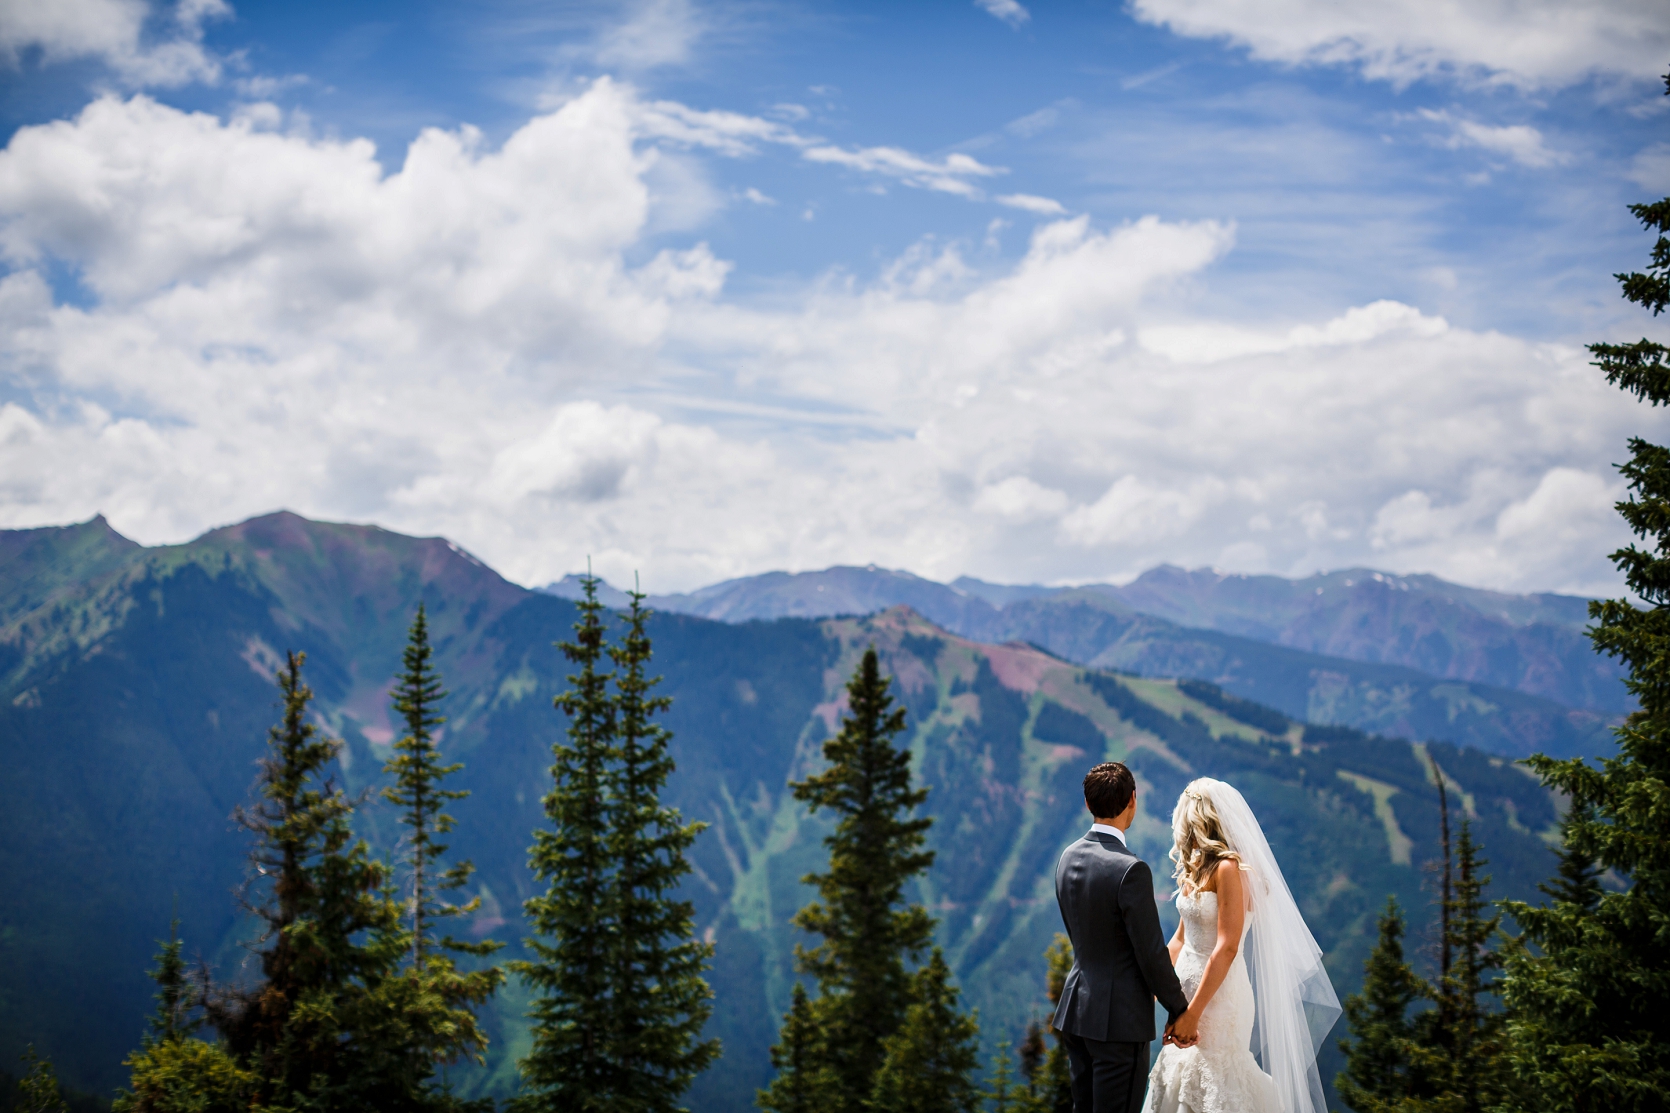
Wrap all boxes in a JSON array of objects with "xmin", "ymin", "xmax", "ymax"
[{"xmin": 1052, "ymin": 761, "xmax": 1191, "ymax": 1113}]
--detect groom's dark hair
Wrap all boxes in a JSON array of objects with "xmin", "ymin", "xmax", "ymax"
[{"xmin": 1084, "ymin": 762, "xmax": 1136, "ymax": 818}]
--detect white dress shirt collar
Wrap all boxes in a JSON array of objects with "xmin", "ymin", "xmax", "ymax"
[{"xmin": 1089, "ymin": 823, "xmax": 1127, "ymax": 845}]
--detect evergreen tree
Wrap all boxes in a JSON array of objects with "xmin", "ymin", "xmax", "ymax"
[
  {"xmin": 147, "ymin": 918, "xmax": 198, "ymax": 1045},
  {"xmin": 1032, "ymin": 1033, "xmax": 1072, "ymax": 1113},
  {"xmin": 1498, "ymin": 79, "xmax": 1670, "ymax": 1110},
  {"xmin": 869, "ymin": 950, "xmax": 981, "ymax": 1113},
  {"xmin": 1404, "ymin": 821, "xmax": 1511, "ymax": 1113},
  {"xmin": 15, "ymin": 1048, "xmax": 69, "ymax": 1113},
  {"xmin": 984, "ymin": 1041, "xmax": 1031, "ymax": 1113},
  {"xmin": 605, "ymin": 588, "xmax": 720, "ymax": 1110},
  {"xmin": 1034, "ymin": 935, "xmax": 1074, "ymax": 1113},
  {"xmin": 515, "ymin": 577, "xmax": 719, "ymax": 1111},
  {"xmin": 205, "ymin": 650, "xmax": 401, "ymax": 1106},
  {"xmin": 1016, "ymin": 1022, "xmax": 1045, "ymax": 1092},
  {"xmin": 1339, "ymin": 779, "xmax": 1513, "ymax": 1113},
  {"xmin": 1448, "ymin": 824, "xmax": 1509, "ymax": 1110},
  {"xmin": 204, "ymin": 650, "xmax": 467, "ymax": 1111},
  {"xmin": 115, "ymin": 922, "xmax": 255, "ymax": 1113},
  {"xmin": 114, "ymin": 1039, "xmax": 255, "ymax": 1113},
  {"xmin": 380, "ymin": 605, "xmax": 505, "ymax": 1078},
  {"xmin": 1350, "ymin": 772, "xmax": 1512, "ymax": 1113},
  {"xmin": 761, "ymin": 646, "xmax": 940, "ymax": 1113},
  {"xmin": 384, "ymin": 604, "xmax": 487, "ymax": 963},
  {"xmin": 1336, "ymin": 898, "xmax": 1424, "ymax": 1113},
  {"xmin": 1537, "ymin": 804, "xmax": 1603, "ymax": 912},
  {"xmin": 757, "ymin": 984, "xmax": 829, "ymax": 1113},
  {"xmin": 514, "ymin": 575, "xmax": 623, "ymax": 1111}
]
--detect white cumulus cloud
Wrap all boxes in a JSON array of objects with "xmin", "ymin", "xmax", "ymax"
[
  {"xmin": 974, "ymin": 476, "xmax": 1069, "ymax": 520},
  {"xmin": 0, "ymin": 82, "xmax": 1656, "ymax": 597},
  {"xmin": 0, "ymin": 0, "xmax": 229, "ymax": 87},
  {"xmin": 1062, "ymin": 476, "xmax": 1225, "ymax": 547},
  {"xmin": 488, "ymin": 402, "xmax": 663, "ymax": 504},
  {"xmin": 1139, "ymin": 299, "xmax": 1447, "ymax": 364},
  {"xmin": 1129, "ymin": 0, "xmax": 1670, "ymax": 90}
]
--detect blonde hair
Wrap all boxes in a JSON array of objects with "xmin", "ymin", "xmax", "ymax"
[{"xmin": 1170, "ymin": 779, "xmax": 1243, "ymax": 892}]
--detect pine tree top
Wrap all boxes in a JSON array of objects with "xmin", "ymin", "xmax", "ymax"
[
  {"xmin": 207, "ymin": 650, "xmax": 441, "ymax": 1104},
  {"xmin": 515, "ymin": 574, "xmax": 716, "ymax": 1113},
  {"xmin": 759, "ymin": 983, "xmax": 828, "ymax": 1113},
  {"xmin": 793, "ymin": 646, "xmax": 933, "ymax": 875},
  {"xmin": 382, "ymin": 604, "xmax": 491, "ymax": 965},
  {"xmin": 776, "ymin": 646, "xmax": 942, "ymax": 1113},
  {"xmin": 1336, "ymin": 898, "xmax": 1424, "ymax": 1113},
  {"xmin": 145, "ymin": 917, "xmax": 198, "ymax": 1045},
  {"xmin": 1590, "ymin": 73, "xmax": 1670, "ymax": 408},
  {"xmin": 791, "ymin": 646, "xmax": 936, "ymax": 986},
  {"xmin": 1537, "ymin": 804, "xmax": 1604, "ymax": 913},
  {"xmin": 984, "ymin": 1042, "xmax": 1028, "ymax": 1113},
  {"xmin": 868, "ymin": 949, "xmax": 981, "ymax": 1113},
  {"xmin": 16, "ymin": 1047, "xmax": 69, "ymax": 1113},
  {"xmin": 231, "ymin": 651, "xmax": 368, "ymax": 954}
]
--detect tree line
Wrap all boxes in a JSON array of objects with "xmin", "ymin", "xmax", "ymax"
[{"xmin": 31, "ymin": 583, "xmax": 721, "ymax": 1113}]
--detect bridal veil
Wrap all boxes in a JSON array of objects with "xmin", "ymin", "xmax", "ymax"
[{"xmin": 1179, "ymin": 778, "xmax": 1342, "ymax": 1113}]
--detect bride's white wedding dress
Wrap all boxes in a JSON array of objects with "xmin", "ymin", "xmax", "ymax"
[
  {"xmin": 1143, "ymin": 889, "xmax": 1281, "ymax": 1113},
  {"xmin": 1140, "ymin": 777, "xmax": 1342, "ymax": 1113}
]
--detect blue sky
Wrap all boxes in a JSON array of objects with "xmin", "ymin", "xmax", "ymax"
[{"xmin": 1, "ymin": 0, "xmax": 1668, "ymax": 594}]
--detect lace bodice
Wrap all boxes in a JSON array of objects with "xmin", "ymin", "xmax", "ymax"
[
  {"xmin": 1178, "ymin": 889, "xmax": 1234, "ymax": 959},
  {"xmin": 1143, "ymin": 890, "xmax": 1280, "ymax": 1113}
]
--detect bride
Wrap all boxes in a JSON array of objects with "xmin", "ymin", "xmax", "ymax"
[{"xmin": 1143, "ymin": 778, "xmax": 1340, "ymax": 1113}]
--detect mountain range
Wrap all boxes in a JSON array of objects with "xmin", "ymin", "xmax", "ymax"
[
  {"xmin": 545, "ymin": 560, "xmax": 1626, "ymax": 759},
  {"xmin": 0, "ymin": 513, "xmax": 1602, "ymax": 1109}
]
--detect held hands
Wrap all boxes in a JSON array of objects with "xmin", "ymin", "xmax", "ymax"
[{"xmin": 1164, "ymin": 1009, "xmax": 1200, "ymax": 1049}]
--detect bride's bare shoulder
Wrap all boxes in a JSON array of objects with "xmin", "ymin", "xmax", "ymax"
[{"xmin": 1197, "ymin": 858, "xmax": 1241, "ymax": 895}]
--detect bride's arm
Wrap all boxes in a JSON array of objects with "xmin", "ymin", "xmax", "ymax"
[
  {"xmin": 1167, "ymin": 861, "xmax": 1245, "ymax": 1046},
  {"xmin": 1168, "ymin": 907, "xmax": 1185, "ymax": 966}
]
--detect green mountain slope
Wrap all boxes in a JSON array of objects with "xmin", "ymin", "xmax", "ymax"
[
  {"xmin": 0, "ymin": 516, "xmax": 138, "ymax": 627},
  {"xmin": 0, "ymin": 514, "xmax": 1575, "ymax": 1111},
  {"xmin": 980, "ymin": 590, "xmax": 1615, "ymax": 759}
]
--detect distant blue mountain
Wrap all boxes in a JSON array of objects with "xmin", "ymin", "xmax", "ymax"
[
  {"xmin": 949, "ymin": 575, "xmax": 1059, "ymax": 608},
  {"xmin": 540, "ymin": 571, "xmax": 635, "ymax": 608},
  {"xmin": 537, "ymin": 563, "xmax": 1627, "ymax": 746}
]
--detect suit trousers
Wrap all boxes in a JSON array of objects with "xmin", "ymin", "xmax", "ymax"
[{"xmin": 1058, "ymin": 1030, "xmax": 1149, "ymax": 1113}]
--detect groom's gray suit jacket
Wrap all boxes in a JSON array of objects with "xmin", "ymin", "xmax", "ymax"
[{"xmin": 1051, "ymin": 830, "xmax": 1189, "ymax": 1043}]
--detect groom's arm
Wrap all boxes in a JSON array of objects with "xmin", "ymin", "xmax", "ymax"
[{"xmin": 1119, "ymin": 860, "xmax": 1190, "ymax": 1021}]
